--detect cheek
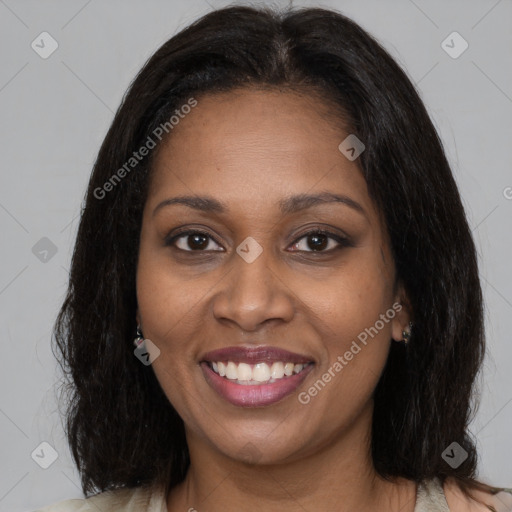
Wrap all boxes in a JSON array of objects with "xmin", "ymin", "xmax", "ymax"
[
  {"xmin": 135, "ymin": 254, "xmax": 210, "ymax": 421},
  {"xmin": 295, "ymin": 269, "xmax": 393, "ymax": 432},
  {"xmin": 136, "ymin": 251, "xmax": 206, "ymax": 422},
  {"xmin": 292, "ymin": 250, "xmax": 394, "ymax": 405},
  {"xmin": 297, "ymin": 257, "xmax": 393, "ymax": 340},
  {"xmin": 136, "ymin": 246, "xmax": 207, "ymax": 340}
]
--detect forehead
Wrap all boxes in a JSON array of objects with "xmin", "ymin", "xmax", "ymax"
[{"xmin": 147, "ymin": 87, "xmax": 377, "ymax": 224}]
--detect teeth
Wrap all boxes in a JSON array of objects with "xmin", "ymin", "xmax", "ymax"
[
  {"xmin": 225, "ymin": 362, "xmax": 238, "ymax": 380},
  {"xmin": 253, "ymin": 363, "xmax": 270, "ymax": 382},
  {"xmin": 270, "ymin": 362, "xmax": 284, "ymax": 379},
  {"xmin": 284, "ymin": 363, "xmax": 294, "ymax": 376},
  {"xmin": 237, "ymin": 362, "xmax": 252, "ymax": 380},
  {"xmin": 209, "ymin": 360, "xmax": 310, "ymax": 384}
]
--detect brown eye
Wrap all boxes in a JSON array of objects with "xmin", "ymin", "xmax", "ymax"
[
  {"xmin": 167, "ymin": 230, "xmax": 224, "ymax": 252},
  {"xmin": 306, "ymin": 233, "xmax": 329, "ymax": 251},
  {"xmin": 289, "ymin": 230, "xmax": 350, "ymax": 253}
]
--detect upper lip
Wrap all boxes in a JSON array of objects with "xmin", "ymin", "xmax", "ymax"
[{"xmin": 200, "ymin": 346, "xmax": 314, "ymax": 364}]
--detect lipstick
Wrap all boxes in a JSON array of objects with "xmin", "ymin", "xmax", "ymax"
[{"xmin": 200, "ymin": 346, "xmax": 314, "ymax": 407}]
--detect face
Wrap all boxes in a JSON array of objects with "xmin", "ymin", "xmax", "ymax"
[{"xmin": 136, "ymin": 87, "xmax": 410, "ymax": 466}]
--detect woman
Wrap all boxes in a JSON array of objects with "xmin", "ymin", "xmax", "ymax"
[{"xmin": 39, "ymin": 4, "xmax": 511, "ymax": 512}]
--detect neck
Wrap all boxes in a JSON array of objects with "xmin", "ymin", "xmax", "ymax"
[{"xmin": 166, "ymin": 402, "xmax": 416, "ymax": 512}]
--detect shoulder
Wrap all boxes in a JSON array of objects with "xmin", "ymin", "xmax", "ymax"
[
  {"xmin": 443, "ymin": 477, "xmax": 512, "ymax": 512},
  {"xmin": 35, "ymin": 484, "xmax": 165, "ymax": 512}
]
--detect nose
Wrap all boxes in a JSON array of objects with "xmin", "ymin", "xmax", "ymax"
[{"xmin": 211, "ymin": 246, "xmax": 295, "ymax": 333}]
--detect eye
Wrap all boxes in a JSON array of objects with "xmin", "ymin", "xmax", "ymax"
[
  {"xmin": 288, "ymin": 229, "xmax": 350, "ymax": 253},
  {"xmin": 166, "ymin": 228, "xmax": 351, "ymax": 253},
  {"xmin": 167, "ymin": 230, "xmax": 224, "ymax": 252}
]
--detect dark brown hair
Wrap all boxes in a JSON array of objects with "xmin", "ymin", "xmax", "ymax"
[{"xmin": 52, "ymin": 4, "xmax": 506, "ymax": 509}]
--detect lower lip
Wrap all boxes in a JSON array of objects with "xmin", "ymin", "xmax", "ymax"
[{"xmin": 200, "ymin": 362, "xmax": 314, "ymax": 407}]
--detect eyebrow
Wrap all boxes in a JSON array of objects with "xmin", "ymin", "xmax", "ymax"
[{"xmin": 152, "ymin": 192, "xmax": 367, "ymax": 218}]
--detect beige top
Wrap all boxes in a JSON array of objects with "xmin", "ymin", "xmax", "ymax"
[{"xmin": 35, "ymin": 478, "xmax": 512, "ymax": 511}]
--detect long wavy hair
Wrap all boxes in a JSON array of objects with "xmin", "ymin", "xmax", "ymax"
[{"xmin": 52, "ymin": 4, "xmax": 505, "ymax": 508}]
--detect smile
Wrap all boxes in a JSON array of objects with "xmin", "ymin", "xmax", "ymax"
[
  {"xmin": 200, "ymin": 346, "xmax": 315, "ymax": 407},
  {"xmin": 208, "ymin": 360, "xmax": 313, "ymax": 385}
]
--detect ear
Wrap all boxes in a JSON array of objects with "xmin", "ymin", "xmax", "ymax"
[
  {"xmin": 391, "ymin": 282, "xmax": 413, "ymax": 342},
  {"xmin": 136, "ymin": 309, "xmax": 141, "ymax": 328}
]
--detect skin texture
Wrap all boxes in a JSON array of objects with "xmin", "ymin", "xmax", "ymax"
[{"xmin": 136, "ymin": 87, "xmax": 416, "ymax": 511}]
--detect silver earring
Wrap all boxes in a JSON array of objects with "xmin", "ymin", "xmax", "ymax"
[
  {"xmin": 401, "ymin": 322, "xmax": 413, "ymax": 344},
  {"xmin": 133, "ymin": 324, "xmax": 144, "ymax": 348}
]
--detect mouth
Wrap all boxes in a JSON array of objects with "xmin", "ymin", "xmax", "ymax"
[
  {"xmin": 206, "ymin": 360, "xmax": 313, "ymax": 384},
  {"xmin": 200, "ymin": 346, "xmax": 315, "ymax": 407}
]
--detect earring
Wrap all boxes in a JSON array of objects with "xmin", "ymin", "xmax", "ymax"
[
  {"xmin": 401, "ymin": 322, "xmax": 413, "ymax": 344},
  {"xmin": 133, "ymin": 324, "xmax": 144, "ymax": 348}
]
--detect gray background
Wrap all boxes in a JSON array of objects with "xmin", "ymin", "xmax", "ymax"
[{"xmin": 0, "ymin": 0, "xmax": 510, "ymax": 511}]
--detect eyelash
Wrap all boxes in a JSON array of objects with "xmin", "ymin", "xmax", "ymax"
[{"xmin": 165, "ymin": 228, "xmax": 351, "ymax": 254}]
